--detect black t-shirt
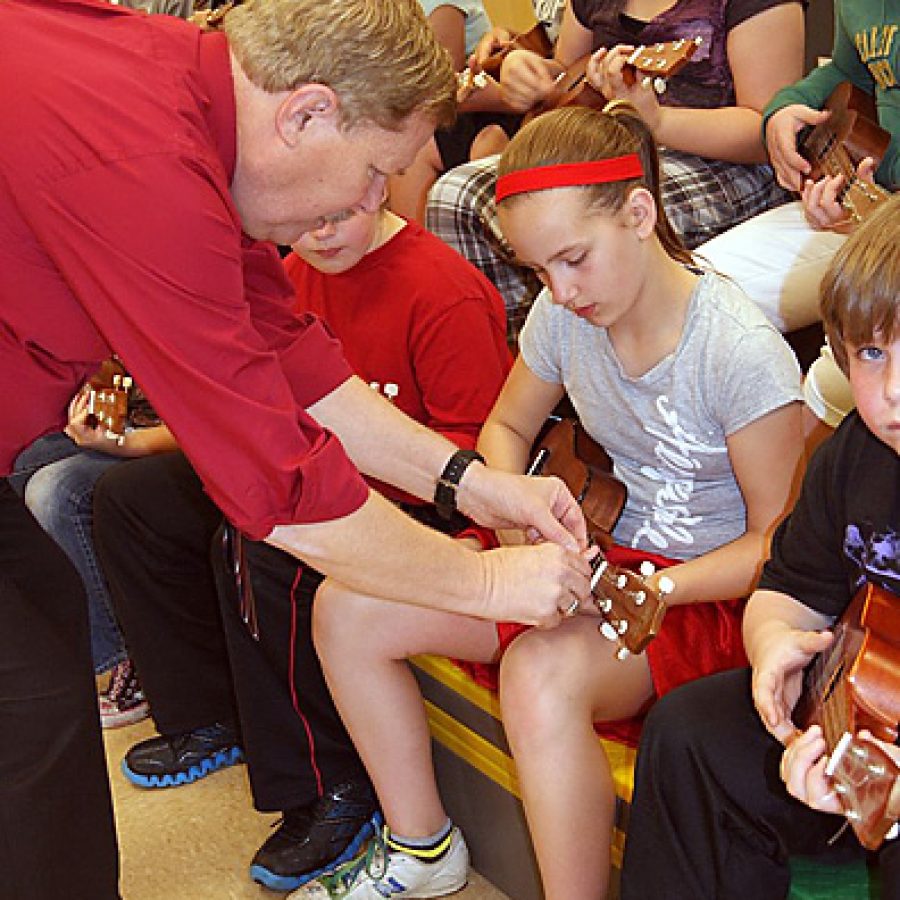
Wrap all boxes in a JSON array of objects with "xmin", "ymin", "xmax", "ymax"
[{"xmin": 759, "ymin": 411, "xmax": 900, "ymax": 618}]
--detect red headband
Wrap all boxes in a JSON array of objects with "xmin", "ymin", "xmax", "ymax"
[{"xmin": 495, "ymin": 155, "xmax": 644, "ymax": 203}]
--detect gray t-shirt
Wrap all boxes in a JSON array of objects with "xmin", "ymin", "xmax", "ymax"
[{"xmin": 520, "ymin": 271, "xmax": 802, "ymax": 559}]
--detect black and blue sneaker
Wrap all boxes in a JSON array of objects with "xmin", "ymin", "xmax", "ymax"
[
  {"xmin": 250, "ymin": 780, "xmax": 381, "ymax": 892},
  {"xmin": 121, "ymin": 722, "xmax": 243, "ymax": 788}
]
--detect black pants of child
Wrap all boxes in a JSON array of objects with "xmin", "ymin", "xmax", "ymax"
[
  {"xmin": 621, "ymin": 667, "xmax": 900, "ymax": 900},
  {"xmin": 92, "ymin": 451, "xmax": 368, "ymax": 813},
  {"xmin": 0, "ymin": 480, "xmax": 119, "ymax": 900}
]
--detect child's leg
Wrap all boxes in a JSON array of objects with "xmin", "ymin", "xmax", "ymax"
[
  {"xmin": 620, "ymin": 668, "xmax": 864, "ymax": 900},
  {"xmin": 313, "ymin": 578, "xmax": 499, "ymax": 837},
  {"xmin": 499, "ymin": 618, "xmax": 654, "ymax": 900}
]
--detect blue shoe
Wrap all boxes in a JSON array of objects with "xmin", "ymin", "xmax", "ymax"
[
  {"xmin": 250, "ymin": 781, "xmax": 381, "ymax": 892},
  {"xmin": 122, "ymin": 722, "xmax": 243, "ymax": 788}
]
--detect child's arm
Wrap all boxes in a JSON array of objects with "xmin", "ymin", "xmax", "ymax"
[
  {"xmin": 643, "ymin": 402, "xmax": 804, "ymax": 609},
  {"xmin": 743, "ymin": 589, "xmax": 833, "ymax": 744},
  {"xmin": 477, "ymin": 356, "xmax": 565, "ymax": 544},
  {"xmin": 586, "ymin": 4, "xmax": 805, "ymax": 164}
]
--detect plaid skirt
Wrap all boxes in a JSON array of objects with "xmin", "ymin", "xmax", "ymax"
[{"xmin": 426, "ymin": 150, "xmax": 791, "ymax": 344}]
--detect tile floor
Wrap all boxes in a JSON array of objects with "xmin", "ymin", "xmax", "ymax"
[{"xmin": 105, "ymin": 718, "xmax": 512, "ymax": 900}]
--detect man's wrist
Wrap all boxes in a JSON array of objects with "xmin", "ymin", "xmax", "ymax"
[{"xmin": 434, "ymin": 449, "xmax": 485, "ymax": 521}]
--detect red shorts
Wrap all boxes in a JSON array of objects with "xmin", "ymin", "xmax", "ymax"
[{"xmin": 454, "ymin": 528, "xmax": 748, "ymax": 747}]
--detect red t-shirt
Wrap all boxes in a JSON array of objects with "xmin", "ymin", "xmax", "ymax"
[
  {"xmin": 0, "ymin": 0, "xmax": 367, "ymax": 538},
  {"xmin": 283, "ymin": 219, "xmax": 512, "ymax": 503}
]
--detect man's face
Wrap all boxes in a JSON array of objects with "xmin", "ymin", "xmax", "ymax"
[{"xmin": 232, "ymin": 109, "xmax": 433, "ymax": 246}]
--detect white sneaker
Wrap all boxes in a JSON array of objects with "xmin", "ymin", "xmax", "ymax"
[{"xmin": 288, "ymin": 827, "xmax": 469, "ymax": 899}]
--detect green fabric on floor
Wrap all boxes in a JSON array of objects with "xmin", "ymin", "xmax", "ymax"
[{"xmin": 789, "ymin": 857, "xmax": 879, "ymax": 899}]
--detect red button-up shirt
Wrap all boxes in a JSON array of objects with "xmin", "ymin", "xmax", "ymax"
[{"xmin": 0, "ymin": 0, "xmax": 368, "ymax": 538}]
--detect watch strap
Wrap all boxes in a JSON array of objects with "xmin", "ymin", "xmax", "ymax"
[{"xmin": 434, "ymin": 449, "xmax": 485, "ymax": 521}]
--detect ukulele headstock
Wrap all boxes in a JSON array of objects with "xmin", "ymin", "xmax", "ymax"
[
  {"xmin": 622, "ymin": 37, "xmax": 701, "ymax": 94},
  {"xmin": 826, "ymin": 732, "xmax": 900, "ymax": 850},
  {"xmin": 591, "ymin": 556, "xmax": 670, "ymax": 658},
  {"xmin": 86, "ymin": 373, "xmax": 133, "ymax": 446}
]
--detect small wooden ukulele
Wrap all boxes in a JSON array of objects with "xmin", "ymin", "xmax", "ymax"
[
  {"xmin": 86, "ymin": 372, "xmax": 133, "ymax": 446},
  {"xmin": 799, "ymin": 81, "xmax": 892, "ymax": 225},
  {"xmin": 523, "ymin": 36, "xmax": 701, "ymax": 125},
  {"xmin": 527, "ymin": 417, "xmax": 670, "ymax": 657},
  {"xmin": 793, "ymin": 582, "xmax": 900, "ymax": 849}
]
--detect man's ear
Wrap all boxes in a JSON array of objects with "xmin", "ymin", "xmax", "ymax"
[
  {"xmin": 626, "ymin": 187, "xmax": 657, "ymax": 239},
  {"xmin": 276, "ymin": 84, "xmax": 340, "ymax": 146}
]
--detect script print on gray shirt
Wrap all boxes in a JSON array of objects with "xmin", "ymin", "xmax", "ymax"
[{"xmin": 520, "ymin": 271, "xmax": 803, "ymax": 559}]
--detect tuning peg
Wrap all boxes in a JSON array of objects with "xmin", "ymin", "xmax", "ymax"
[
  {"xmin": 633, "ymin": 590, "xmax": 646, "ymax": 606},
  {"xmin": 599, "ymin": 621, "xmax": 619, "ymax": 642},
  {"xmin": 639, "ymin": 560, "xmax": 656, "ymax": 578},
  {"xmin": 616, "ymin": 573, "xmax": 628, "ymax": 589},
  {"xmin": 652, "ymin": 77, "xmax": 667, "ymax": 94},
  {"xmin": 657, "ymin": 575, "xmax": 675, "ymax": 595},
  {"xmin": 122, "ymin": 376, "xmax": 133, "ymax": 389},
  {"xmin": 615, "ymin": 647, "xmax": 630, "ymax": 661},
  {"xmin": 887, "ymin": 823, "xmax": 899, "ymax": 841},
  {"xmin": 617, "ymin": 620, "xmax": 628, "ymax": 634},
  {"xmin": 590, "ymin": 559, "xmax": 608, "ymax": 591},
  {"xmin": 596, "ymin": 597, "xmax": 612, "ymax": 614},
  {"xmin": 384, "ymin": 383, "xmax": 399, "ymax": 402}
]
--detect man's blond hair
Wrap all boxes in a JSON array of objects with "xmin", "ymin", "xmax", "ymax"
[
  {"xmin": 820, "ymin": 193, "xmax": 899, "ymax": 375},
  {"xmin": 223, "ymin": 0, "xmax": 456, "ymax": 131}
]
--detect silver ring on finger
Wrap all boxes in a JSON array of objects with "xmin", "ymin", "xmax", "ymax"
[{"xmin": 561, "ymin": 598, "xmax": 579, "ymax": 618}]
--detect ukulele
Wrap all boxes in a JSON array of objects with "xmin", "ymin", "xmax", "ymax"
[
  {"xmin": 793, "ymin": 582, "xmax": 900, "ymax": 849},
  {"xmin": 523, "ymin": 37, "xmax": 702, "ymax": 126},
  {"xmin": 86, "ymin": 372, "xmax": 133, "ymax": 446},
  {"xmin": 799, "ymin": 81, "xmax": 892, "ymax": 225},
  {"xmin": 527, "ymin": 417, "xmax": 670, "ymax": 658}
]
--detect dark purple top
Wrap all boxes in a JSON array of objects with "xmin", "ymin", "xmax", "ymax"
[{"xmin": 571, "ymin": 0, "xmax": 805, "ymax": 108}]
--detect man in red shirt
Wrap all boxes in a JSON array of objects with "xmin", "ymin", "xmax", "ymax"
[{"xmin": 0, "ymin": 1, "xmax": 591, "ymax": 897}]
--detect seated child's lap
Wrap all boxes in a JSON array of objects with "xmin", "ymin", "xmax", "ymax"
[{"xmin": 454, "ymin": 536, "xmax": 748, "ymax": 746}]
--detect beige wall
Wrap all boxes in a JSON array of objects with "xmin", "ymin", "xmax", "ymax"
[{"xmin": 483, "ymin": 0, "xmax": 537, "ymax": 31}]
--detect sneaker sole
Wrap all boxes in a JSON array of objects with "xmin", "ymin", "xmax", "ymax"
[
  {"xmin": 249, "ymin": 812, "xmax": 383, "ymax": 893},
  {"xmin": 121, "ymin": 745, "xmax": 244, "ymax": 788}
]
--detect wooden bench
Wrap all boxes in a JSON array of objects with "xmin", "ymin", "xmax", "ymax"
[{"xmin": 411, "ymin": 654, "xmax": 879, "ymax": 899}]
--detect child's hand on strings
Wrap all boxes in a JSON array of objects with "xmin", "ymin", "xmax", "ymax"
[
  {"xmin": 751, "ymin": 626, "xmax": 834, "ymax": 744},
  {"xmin": 499, "ymin": 49, "xmax": 564, "ymax": 112},
  {"xmin": 801, "ymin": 157, "xmax": 878, "ymax": 233},
  {"xmin": 586, "ymin": 46, "xmax": 663, "ymax": 134}
]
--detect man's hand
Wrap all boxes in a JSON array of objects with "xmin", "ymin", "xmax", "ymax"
[
  {"xmin": 456, "ymin": 463, "xmax": 588, "ymax": 553},
  {"xmin": 477, "ymin": 541, "xmax": 594, "ymax": 628},
  {"xmin": 751, "ymin": 627, "xmax": 833, "ymax": 743},
  {"xmin": 765, "ymin": 103, "xmax": 832, "ymax": 191}
]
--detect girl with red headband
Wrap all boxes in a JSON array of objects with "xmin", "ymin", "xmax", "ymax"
[{"xmin": 297, "ymin": 105, "xmax": 804, "ymax": 900}]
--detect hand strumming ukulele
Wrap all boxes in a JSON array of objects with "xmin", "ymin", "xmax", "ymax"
[
  {"xmin": 793, "ymin": 582, "xmax": 900, "ymax": 849},
  {"xmin": 527, "ymin": 417, "xmax": 671, "ymax": 658},
  {"xmin": 799, "ymin": 82, "xmax": 892, "ymax": 225},
  {"xmin": 523, "ymin": 37, "xmax": 702, "ymax": 126}
]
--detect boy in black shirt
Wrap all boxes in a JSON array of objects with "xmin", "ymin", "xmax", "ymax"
[{"xmin": 620, "ymin": 193, "xmax": 900, "ymax": 900}]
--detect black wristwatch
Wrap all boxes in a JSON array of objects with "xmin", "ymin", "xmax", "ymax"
[{"xmin": 434, "ymin": 449, "xmax": 485, "ymax": 521}]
